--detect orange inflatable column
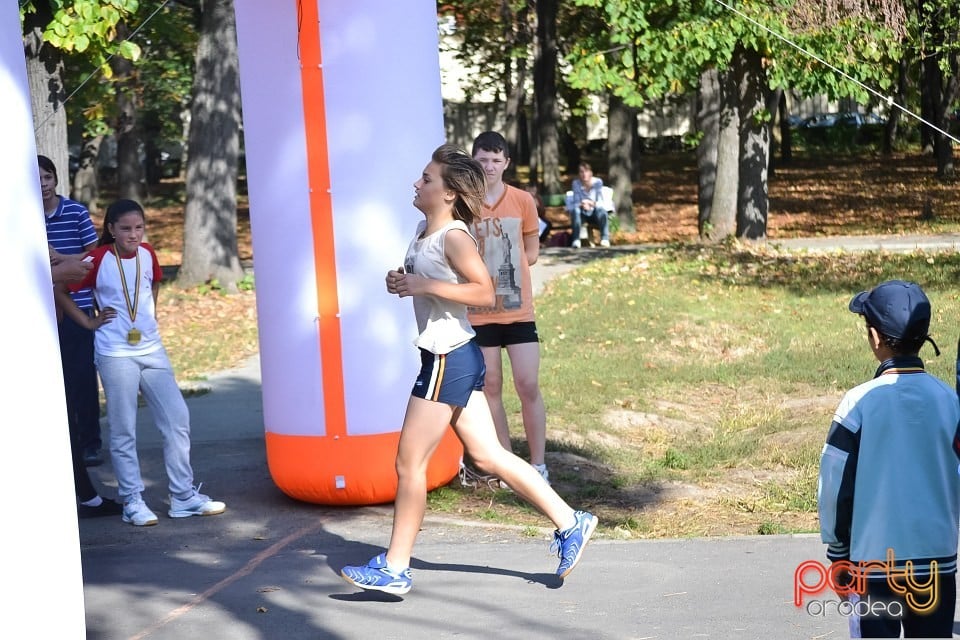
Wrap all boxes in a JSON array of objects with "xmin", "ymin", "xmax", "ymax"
[{"xmin": 233, "ymin": 0, "xmax": 461, "ymax": 505}]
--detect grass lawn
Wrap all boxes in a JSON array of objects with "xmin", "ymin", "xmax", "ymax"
[
  {"xmin": 134, "ymin": 150, "xmax": 959, "ymax": 537},
  {"xmin": 476, "ymin": 246, "xmax": 960, "ymax": 538}
]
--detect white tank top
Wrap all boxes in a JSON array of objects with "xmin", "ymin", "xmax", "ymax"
[{"xmin": 404, "ymin": 219, "xmax": 477, "ymax": 354}]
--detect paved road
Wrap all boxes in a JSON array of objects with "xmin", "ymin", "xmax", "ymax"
[
  {"xmin": 80, "ymin": 235, "xmax": 960, "ymax": 639},
  {"xmin": 81, "ymin": 357, "xmax": 840, "ymax": 640}
]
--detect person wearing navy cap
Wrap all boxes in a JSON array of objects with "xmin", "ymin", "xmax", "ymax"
[{"xmin": 818, "ymin": 280, "xmax": 959, "ymax": 638}]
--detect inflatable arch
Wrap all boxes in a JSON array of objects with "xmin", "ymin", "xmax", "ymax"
[{"xmin": 233, "ymin": 0, "xmax": 462, "ymax": 505}]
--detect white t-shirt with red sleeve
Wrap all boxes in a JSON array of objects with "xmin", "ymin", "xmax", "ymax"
[{"xmin": 72, "ymin": 243, "xmax": 164, "ymax": 357}]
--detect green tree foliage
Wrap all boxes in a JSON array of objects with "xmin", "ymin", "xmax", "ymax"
[
  {"xmin": 906, "ymin": 0, "xmax": 959, "ymax": 176},
  {"xmin": 438, "ymin": 1, "xmax": 530, "ymax": 103},
  {"xmin": 25, "ymin": 0, "xmax": 142, "ymax": 57},
  {"xmin": 21, "ymin": 0, "xmax": 141, "ymax": 187},
  {"xmin": 24, "ymin": 2, "xmax": 195, "ymax": 186},
  {"xmin": 565, "ymin": 0, "xmax": 905, "ymax": 239}
]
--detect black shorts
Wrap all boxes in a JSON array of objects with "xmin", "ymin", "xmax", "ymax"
[
  {"xmin": 411, "ymin": 340, "xmax": 486, "ymax": 407},
  {"xmin": 471, "ymin": 321, "xmax": 540, "ymax": 348}
]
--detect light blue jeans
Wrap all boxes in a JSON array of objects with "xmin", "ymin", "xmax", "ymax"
[
  {"xmin": 571, "ymin": 206, "xmax": 610, "ymax": 242},
  {"xmin": 95, "ymin": 347, "xmax": 195, "ymax": 502}
]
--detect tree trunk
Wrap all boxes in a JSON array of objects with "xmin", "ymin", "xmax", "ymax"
[
  {"xmin": 71, "ymin": 135, "xmax": 103, "ymax": 217},
  {"xmin": 767, "ymin": 88, "xmax": 783, "ymax": 175},
  {"xmin": 696, "ymin": 67, "xmax": 737, "ymax": 241},
  {"xmin": 935, "ymin": 54, "xmax": 958, "ymax": 178},
  {"xmin": 630, "ymin": 116, "xmax": 642, "ymax": 183},
  {"xmin": 503, "ymin": 58, "xmax": 527, "ymax": 165},
  {"xmin": 112, "ymin": 22, "xmax": 144, "ymax": 202},
  {"xmin": 606, "ymin": 93, "xmax": 635, "ymax": 232},
  {"xmin": 777, "ymin": 91, "xmax": 792, "ymax": 164},
  {"xmin": 501, "ymin": 0, "xmax": 529, "ymax": 165},
  {"xmin": 23, "ymin": 3, "xmax": 69, "ymax": 187},
  {"xmin": 178, "ymin": 0, "xmax": 243, "ymax": 289},
  {"xmin": 919, "ymin": 35, "xmax": 935, "ymax": 155},
  {"xmin": 533, "ymin": 0, "xmax": 561, "ymax": 194},
  {"xmin": 734, "ymin": 46, "xmax": 769, "ymax": 240},
  {"xmin": 884, "ymin": 57, "xmax": 909, "ymax": 156},
  {"xmin": 916, "ymin": 0, "xmax": 958, "ymax": 177}
]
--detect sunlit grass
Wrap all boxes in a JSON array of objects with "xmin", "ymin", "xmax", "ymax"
[{"xmin": 463, "ymin": 244, "xmax": 960, "ymax": 538}]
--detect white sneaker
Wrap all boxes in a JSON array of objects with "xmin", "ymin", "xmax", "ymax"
[
  {"xmin": 169, "ymin": 489, "xmax": 226, "ymax": 518},
  {"xmin": 533, "ymin": 463, "xmax": 550, "ymax": 485},
  {"xmin": 571, "ymin": 239, "xmax": 581, "ymax": 249},
  {"xmin": 458, "ymin": 462, "xmax": 502, "ymax": 490},
  {"xmin": 600, "ymin": 239, "xmax": 610, "ymax": 247},
  {"xmin": 122, "ymin": 498, "xmax": 159, "ymax": 527}
]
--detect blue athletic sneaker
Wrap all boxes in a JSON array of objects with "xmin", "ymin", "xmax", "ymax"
[
  {"xmin": 340, "ymin": 553, "xmax": 413, "ymax": 595},
  {"xmin": 551, "ymin": 510, "xmax": 598, "ymax": 579}
]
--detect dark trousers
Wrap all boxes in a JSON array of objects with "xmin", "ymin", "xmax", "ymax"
[
  {"xmin": 58, "ymin": 312, "xmax": 102, "ymax": 453},
  {"xmin": 859, "ymin": 572, "xmax": 956, "ymax": 638},
  {"xmin": 71, "ymin": 439, "xmax": 97, "ymax": 502}
]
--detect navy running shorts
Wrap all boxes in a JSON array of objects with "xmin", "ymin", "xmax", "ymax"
[
  {"xmin": 412, "ymin": 340, "xmax": 486, "ymax": 407},
  {"xmin": 471, "ymin": 321, "xmax": 540, "ymax": 348}
]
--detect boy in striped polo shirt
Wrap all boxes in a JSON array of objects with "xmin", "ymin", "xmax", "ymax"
[{"xmin": 40, "ymin": 155, "xmax": 103, "ymax": 468}]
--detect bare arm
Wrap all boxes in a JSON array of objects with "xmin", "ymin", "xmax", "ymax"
[
  {"xmin": 523, "ymin": 232, "xmax": 539, "ymax": 266},
  {"xmin": 53, "ymin": 285, "xmax": 116, "ymax": 330},
  {"xmin": 388, "ymin": 229, "xmax": 494, "ymax": 308},
  {"xmin": 50, "ymin": 255, "xmax": 93, "ymax": 284}
]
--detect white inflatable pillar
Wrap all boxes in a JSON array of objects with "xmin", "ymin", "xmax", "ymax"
[
  {"xmin": 0, "ymin": 0, "xmax": 85, "ymax": 634},
  {"xmin": 234, "ymin": 0, "xmax": 462, "ymax": 504}
]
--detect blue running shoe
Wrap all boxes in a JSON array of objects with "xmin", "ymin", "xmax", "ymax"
[
  {"xmin": 340, "ymin": 553, "xmax": 412, "ymax": 595},
  {"xmin": 551, "ymin": 511, "xmax": 598, "ymax": 579}
]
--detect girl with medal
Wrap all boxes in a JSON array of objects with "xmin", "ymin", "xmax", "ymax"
[
  {"xmin": 56, "ymin": 199, "xmax": 226, "ymax": 527},
  {"xmin": 338, "ymin": 145, "xmax": 597, "ymax": 595}
]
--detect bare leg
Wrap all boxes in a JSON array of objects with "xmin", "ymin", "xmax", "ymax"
[
  {"xmin": 385, "ymin": 395, "xmax": 454, "ymax": 569},
  {"xmin": 479, "ymin": 345, "xmax": 512, "ymax": 451},
  {"xmin": 455, "ymin": 391, "xmax": 574, "ymax": 529},
  {"xmin": 505, "ymin": 341, "xmax": 546, "ymax": 466}
]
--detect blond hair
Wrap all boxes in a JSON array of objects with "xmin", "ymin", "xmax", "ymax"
[{"xmin": 431, "ymin": 144, "xmax": 485, "ymax": 224}]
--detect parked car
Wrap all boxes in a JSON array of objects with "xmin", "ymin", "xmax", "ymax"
[
  {"xmin": 799, "ymin": 111, "xmax": 886, "ymax": 145},
  {"xmin": 800, "ymin": 112, "xmax": 886, "ymax": 129},
  {"xmin": 68, "ymin": 137, "xmax": 183, "ymax": 185},
  {"xmin": 800, "ymin": 113, "xmax": 840, "ymax": 128}
]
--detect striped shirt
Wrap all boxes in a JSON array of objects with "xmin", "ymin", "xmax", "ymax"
[{"xmin": 46, "ymin": 196, "xmax": 98, "ymax": 310}]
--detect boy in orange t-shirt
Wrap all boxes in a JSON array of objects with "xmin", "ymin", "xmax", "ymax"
[{"xmin": 466, "ymin": 131, "xmax": 549, "ymax": 484}]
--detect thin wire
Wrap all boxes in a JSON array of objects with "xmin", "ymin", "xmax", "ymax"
[
  {"xmin": 712, "ymin": 0, "xmax": 960, "ymax": 144},
  {"xmin": 36, "ymin": 0, "xmax": 173, "ymax": 129}
]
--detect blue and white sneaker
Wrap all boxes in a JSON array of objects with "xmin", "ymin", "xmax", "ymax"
[
  {"xmin": 169, "ymin": 488, "xmax": 226, "ymax": 518},
  {"xmin": 122, "ymin": 497, "xmax": 158, "ymax": 527},
  {"xmin": 340, "ymin": 553, "xmax": 412, "ymax": 595},
  {"xmin": 551, "ymin": 510, "xmax": 598, "ymax": 579}
]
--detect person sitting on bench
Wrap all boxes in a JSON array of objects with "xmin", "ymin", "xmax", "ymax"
[{"xmin": 567, "ymin": 162, "xmax": 610, "ymax": 248}]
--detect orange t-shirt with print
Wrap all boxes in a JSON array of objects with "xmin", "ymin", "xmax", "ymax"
[{"xmin": 468, "ymin": 184, "xmax": 539, "ymax": 326}]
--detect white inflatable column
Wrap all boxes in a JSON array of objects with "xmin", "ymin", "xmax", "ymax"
[
  {"xmin": 0, "ymin": 0, "xmax": 85, "ymax": 634},
  {"xmin": 234, "ymin": 0, "xmax": 462, "ymax": 504}
]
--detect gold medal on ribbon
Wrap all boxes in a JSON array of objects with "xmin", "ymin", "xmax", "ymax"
[{"xmin": 113, "ymin": 245, "xmax": 142, "ymax": 346}]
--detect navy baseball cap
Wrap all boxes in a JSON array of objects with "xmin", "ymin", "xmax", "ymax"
[{"xmin": 848, "ymin": 280, "xmax": 931, "ymax": 341}]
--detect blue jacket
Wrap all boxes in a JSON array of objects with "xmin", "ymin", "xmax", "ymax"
[{"xmin": 818, "ymin": 356, "xmax": 960, "ymax": 576}]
